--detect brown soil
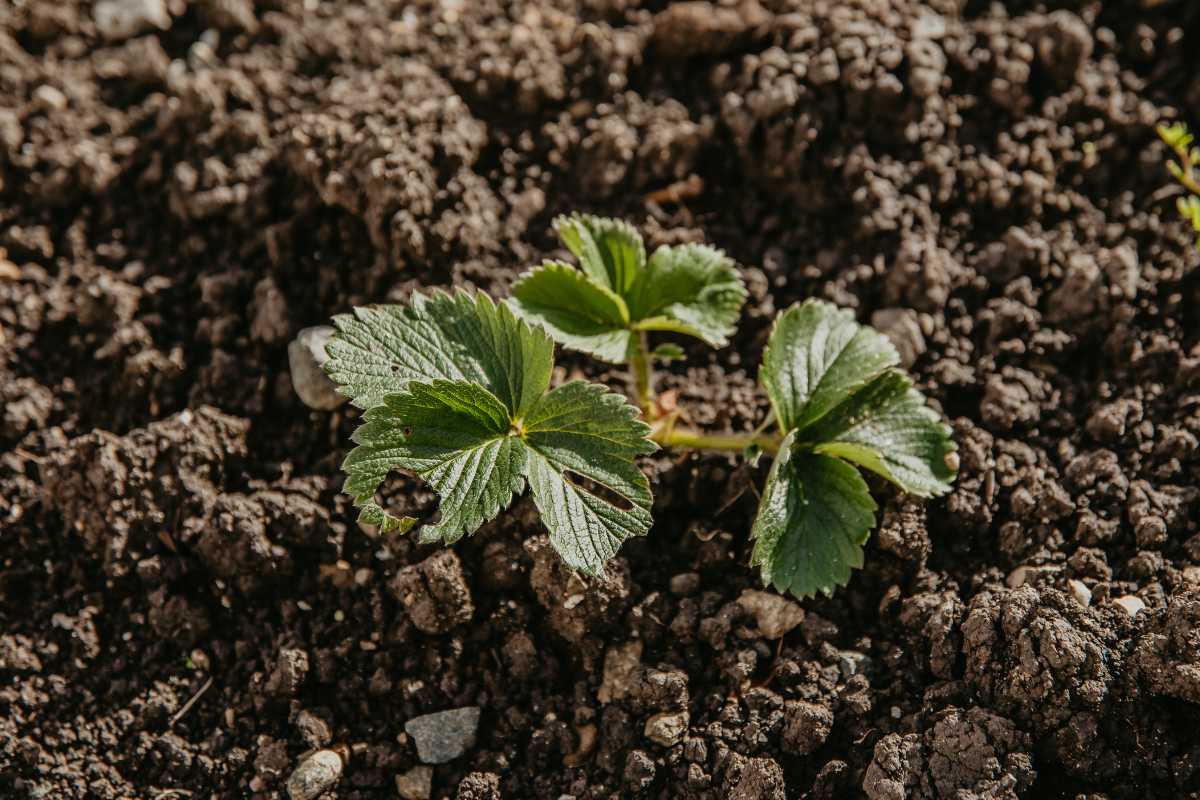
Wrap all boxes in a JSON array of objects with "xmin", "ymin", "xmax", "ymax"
[{"xmin": 3, "ymin": 1, "xmax": 1200, "ymax": 798}]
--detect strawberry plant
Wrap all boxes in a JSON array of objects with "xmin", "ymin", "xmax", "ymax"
[{"xmin": 323, "ymin": 217, "xmax": 957, "ymax": 598}]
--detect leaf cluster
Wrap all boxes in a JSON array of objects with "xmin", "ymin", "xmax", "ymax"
[
  {"xmin": 508, "ymin": 214, "xmax": 747, "ymax": 363},
  {"xmin": 322, "ymin": 218, "xmax": 957, "ymax": 598}
]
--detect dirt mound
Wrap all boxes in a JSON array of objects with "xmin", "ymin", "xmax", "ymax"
[{"xmin": 2, "ymin": 0, "xmax": 1200, "ymax": 797}]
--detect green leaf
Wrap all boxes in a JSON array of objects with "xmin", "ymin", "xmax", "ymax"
[
  {"xmin": 341, "ymin": 380, "xmax": 527, "ymax": 544},
  {"xmin": 628, "ymin": 244, "xmax": 747, "ymax": 348},
  {"xmin": 331, "ymin": 284, "xmax": 659, "ymax": 570},
  {"xmin": 750, "ymin": 433, "xmax": 877, "ymax": 599},
  {"xmin": 514, "ymin": 218, "xmax": 747, "ymax": 362},
  {"xmin": 651, "ymin": 343, "xmax": 686, "ymax": 363},
  {"xmin": 508, "ymin": 261, "xmax": 635, "ymax": 363},
  {"xmin": 760, "ymin": 300, "xmax": 899, "ymax": 433},
  {"xmin": 324, "ymin": 290, "xmax": 554, "ymax": 412},
  {"xmin": 523, "ymin": 381, "xmax": 657, "ymax": 574},
  {"xmin": 554, "ymin": 214, "xmax": 646, "ymax": 294},
  {"xmin": 805, "ymin": 371, "xmax": 957, "ymax": 498}
]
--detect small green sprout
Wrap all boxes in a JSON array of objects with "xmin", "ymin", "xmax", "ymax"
[
  {"xmin": 1157, "ymin": 122, "xmax": 1200, "ymax": 247},
  {"xmin": 508, "ymin": 214, "xmax": 747, "ymax": 417},
  {"xmin": 322, "ymin": 218, "xmax": 957, "ymax": 598}
]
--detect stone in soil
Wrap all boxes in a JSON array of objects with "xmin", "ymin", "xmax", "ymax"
[
  {"xmin": 405, "ymin": 707, "xmax": 482, "ymax": 764},
  {"xmin": 395, "ymin": 765, "xmax": 433, "ymax": 800},
  {"xmin": 288, "ymin": 325, "xmax": 346, "ymax": 411}
]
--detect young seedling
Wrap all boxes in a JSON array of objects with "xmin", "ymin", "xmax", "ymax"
[
  {"xmin": 1158, "ymin": 122, "xmax": 1200, "ymax": 247},
  {"xmin": 508, "ymin": 214, "xmax": 747, "ymax": 418},
  {"xmin": 322, "ymin": 218, "xmax": 957, "ymax": 598}
]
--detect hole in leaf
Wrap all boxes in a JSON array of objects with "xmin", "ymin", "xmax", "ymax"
[
  {"xmin": 390, "ymin": 363, "xmax": 401, "ymax": 374},
  {"xmin": 562, "ymin": 470, "xmax": 633, "ymax": 511}
]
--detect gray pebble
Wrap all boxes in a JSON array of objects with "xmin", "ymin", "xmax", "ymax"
[
  {"xmin": 405, "ymin": 707, "xmax": 481, "ymax": 764},
  {"xmin": 288, "ymin": 326, "xmax": 347, "ymax": 410}
]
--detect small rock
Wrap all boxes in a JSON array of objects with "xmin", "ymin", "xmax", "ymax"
[
  {"xmin": 870, "ymin": 309, "xmax": 926, "ymax": 368},
  {"xmin": 837, "ymin": 651, "xmax": 869, "ymax": 679},
  {"xmin": 395, "ymin": 766, "xmax": 433, "ymax": 800},
  {"xmin": 598, "ymin": 640, "xmax": 643, "ymax": 704},
  {"xmin": 286, "ymin": 749, "xmax": 344, "ymax": 800},
  {"xmin": 288, "ymin": 325, "xmax": 346, "ymax": 410},
  {"xmin": 1113, "ymin": 595, "xmax": 1146, "ymax": 617},
  {"xmin": 405, "ymin": 707, "xmax": 481, "ymax": 764},
  {"xmin": 737, "ymin": 590, "xmax": 805, "ymax": 639},
  {"xmin": 1005, "ymin": 564, "xmax": 1061, "ymax": 588},
  {"xmin": 294, "ymin": 709, "xmax": 332, "ymax": 748},
  {"xmin": 1068, "ymin": 579, "xmax": 1092, "ymax": 607},
  {"xmin": 644, "ymin": 710, "xmax": 689, "ymax": 747},
  {"xmin": 32, "ymin": 85, "xmax": 68, "ymax": 113},
  {"xmin": 93, "ymin": 0, "xmax": 171, "ymax": 40},
  {"xmin": 669, "ymin": 572, "xmax": 701, "ymax": 596}
]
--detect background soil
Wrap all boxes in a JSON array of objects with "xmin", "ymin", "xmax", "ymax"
[{"xmin": 3, "ymin": 0, "xmax": 1200, "ymax": 798}]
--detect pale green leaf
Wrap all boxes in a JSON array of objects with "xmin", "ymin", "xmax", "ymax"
[
  {"xmin": 324, "ymin": 290, "xmax": 553, "ymax": 412},
  {"xmin": 651, "ymin": 343, "xmax": 686, "ymax": 363},
  {"xmin": 806, "ymin": 371, "xmax": 957, "ymax": 498},
  {"xmin": 628, "ymin": 244, "xmax": 747, "ymax": 347},
  {"xmin": 523, "ymin": 381, "xmax": 657, "ymax": 574},
  {"xmin": 342, "ymin": 380, "xmax": 527, "ymax": 544},
  {"xmin": 518, "ymin": 219, "xmax": 747, "ymax": 361},
  {"xmin": 508, "ymin": 261, "xmax": 634, "ymax": 363},
  {"xmin": 750, "ymin": 433, "xmax": 877, "ymax": 599},
  {"xmin": 554, "ymin": 213, "xmax": 646, "ymax": 294},
  {"xmin": 760, "ymin": 300, "xmax": 899, "ymax": 434}
]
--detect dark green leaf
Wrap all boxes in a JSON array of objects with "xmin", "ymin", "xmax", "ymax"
[
  {"xmin": 508, "ymin": 261, "xmax": 634, "ymax": 363},
  {"xmin": 628, "ymin": 244, "xmax": 747, "ymax": 347},
  {"xmin": 760, "ymin": 300, "xmax": 899, "ymax": 433},
  {"xmin": 341, "ymin": 380, "xmax": 526, "ymax": 544},
  {"xmin": 523, "ymin": 381, "xmax": 657, "ymax": 574},
  {"xmin": 554, "ymin": 214, "xmax": 646, "ymax": 294},
  {"xmin": 750, "ymin": 433, "xmax": 877, "ymax": 599},
  {"xmin": 324, "ymin": 290, "xmax": 553, "ymax": 412},
  {"xmin": 805, "ymin": 371, "xmax": 958, "ymax": 498}
]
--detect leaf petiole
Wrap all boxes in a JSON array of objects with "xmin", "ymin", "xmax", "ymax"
[
  {"xmin": 630, "ymin": 329, "xmax": 657, "ymax": 420},
  {"xmin": 650, "ymin": 422, "xmax": 783, "ymax": 456}
]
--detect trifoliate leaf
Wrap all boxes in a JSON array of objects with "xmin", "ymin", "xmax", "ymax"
[
  {"xmin": 750, "ymin": 433, "xmax": 877, "ymax": 599},
  {"xmin": 329, "ymin": 290, "xmax": 659, "ymax": 571},
  {"xmin": 628, "ymin": 244, "xmax": 748, "ymax": 348},
  {"xmin": 554, "ymin": 213, "xmax": 646, "ymax": 294},
  {"xmin": 760, "ymin": 300, "xmax": 899, "ymax": 433},
  {"xmin": 523, "ymin": 381, "xmax": 657, "ymax": 574},
  {"xmin": 805, "ymin": 371, "xmax": 957, "ymax": 498},
  {"xmin": 511, "ymin": 217, "xmax": 747, "ymax": 363},
  {"xmin": 509, "ymin": 260, "xmax": 634, "ymax": 363},
  {"xmin": 324, "ymin": 290, "xmax": 553, "ymax": 412},
  {"xmin": 341, "ymin": 380, "xmax": 527, "ymax": 544}
]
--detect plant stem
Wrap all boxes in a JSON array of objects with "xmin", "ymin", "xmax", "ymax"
[
  {"xmin": 630, "ymin": 330, "xmax": 656, "ymax": 419},
  {"xmin": 1169, "ymin": 140, "xmax": 1200, "ymax": 196},
  {"xmin": 651, "ymin": 422, "xmax": 782, "ymax": 455}
]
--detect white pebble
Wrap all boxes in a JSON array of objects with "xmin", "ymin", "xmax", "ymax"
[
  {"xmin": 286, "ymin": 749, "xmax": 344, "ymax": 800},
  {"xmin": 1113, "ymin": 595, "xmax": 1145, "ymax": 617}
]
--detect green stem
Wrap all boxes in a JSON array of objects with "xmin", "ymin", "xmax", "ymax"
[
  {"xmin": 1169, "ymin": 141, "xmax": 1200, "ymax": 196},
  {"xmin": 630, "ymin": 330, "xmax": 656, "ymax": 419},
  {"xmin": 651, "ymin": 422, "xmax": 782, "ymax": 455}
]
